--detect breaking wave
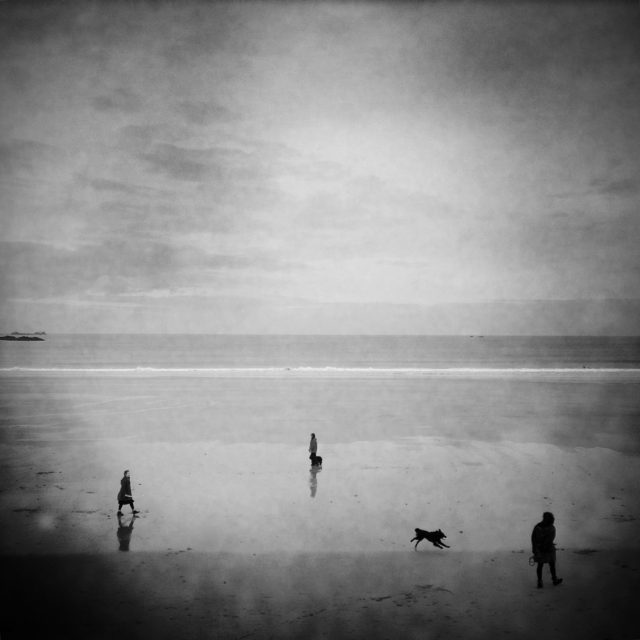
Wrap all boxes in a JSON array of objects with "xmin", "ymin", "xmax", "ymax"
[{"xmin": 1, "ymin": 366, "xmax": 639, "ymax": 381}]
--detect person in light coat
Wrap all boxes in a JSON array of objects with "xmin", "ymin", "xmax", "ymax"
[{"xmin": 308, "ymin": 433, "xmax": 318, "ymax": 464}]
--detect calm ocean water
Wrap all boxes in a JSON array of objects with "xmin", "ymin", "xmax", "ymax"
[{"xmin": 1, "ymin": 334, "xmax": 639, "ymax": 370}]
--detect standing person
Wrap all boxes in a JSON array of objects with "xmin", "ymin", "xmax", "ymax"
[
  {"xmin": 309, "ymin": 433, "xmax": 318, "ymax": 464},
  {"xmin": 117, "ymin": 470, "xmax": 139, "ymax": 515},
  {"xmin": 531, "ymin": 512, "xmax": 563, "ymax": 588}
]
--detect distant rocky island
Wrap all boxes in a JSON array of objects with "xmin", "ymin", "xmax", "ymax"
[{"xmin": 0, "ymin": 332, "xmax": 46, "ymax": 341}]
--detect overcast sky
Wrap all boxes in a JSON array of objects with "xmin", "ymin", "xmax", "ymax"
[{"xmin": 1, "ymin": 1, "xmax": 639, "ymax": 334}]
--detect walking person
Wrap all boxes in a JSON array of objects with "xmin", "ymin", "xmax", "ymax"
[
  {"xmin": 117, "ymin": 469, "xmax": 139, "ymax": 515},
  {"xmin": 531, "ymin": 512, "xmax": 563, "ymax": 588}
]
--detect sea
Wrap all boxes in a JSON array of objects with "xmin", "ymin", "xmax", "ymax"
[{"xmin": 2, "ymin": 333, "xmax": 640, "ymax": 371}]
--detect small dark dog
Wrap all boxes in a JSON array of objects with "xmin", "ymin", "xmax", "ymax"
[
  {"xmin": 309, "ymin": 453, "xmax": 323, "ymax": 467},
  {"xmin": 411, "ymin": 528, "xmax": 450, "ymax": 550}
]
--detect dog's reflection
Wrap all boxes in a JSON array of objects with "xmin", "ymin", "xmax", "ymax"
[
  {"xmin": 117, "ymin": 512, "xmax": 137, "ymax": 551},
  {"xmin": 309, "ymin": 466, "xmax": 322, "ymax": 498}
]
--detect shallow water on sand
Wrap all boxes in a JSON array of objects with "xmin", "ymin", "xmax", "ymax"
[{"xmin": 1, "ymin": 372, "xmax": 639, "ymax": 556}]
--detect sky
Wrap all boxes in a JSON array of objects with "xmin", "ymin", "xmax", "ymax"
[{"xmin": 1, "ymin": 0, "xmax": 639, "ymax": 335}]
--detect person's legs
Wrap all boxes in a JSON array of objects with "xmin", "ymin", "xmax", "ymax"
[
  {"xmin": 549, "ymin": 562, "xmax": 563, "ymax": 585},
  {"xmin": 119, "ymin": 499, "xmax": 138, "ymax": 514}
]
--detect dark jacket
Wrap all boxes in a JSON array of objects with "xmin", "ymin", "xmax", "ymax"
[
  {"xmin": 531, "ymin": 522, "xmax": 556, "ymax": 563},
  {"xmin": 118, "ymin": 476, "xmax": 132, "ymax": 502}
]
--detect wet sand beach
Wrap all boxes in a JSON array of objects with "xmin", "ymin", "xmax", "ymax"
[
  {"xmin": 3, "ymin": 550, "xmax": 640, "ymax": 639},
  {"xmin": 1, "ymin": 371, "xmax": 640, "ymax": 638}
]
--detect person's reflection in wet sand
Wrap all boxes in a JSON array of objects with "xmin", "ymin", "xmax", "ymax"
[
  {"xmin": 309, "ymin": 466, "xmax": 321, "ymax": 498},
  {"xmin": 117, "ymin": 512, "xmax": 136, "ymax": 551}
]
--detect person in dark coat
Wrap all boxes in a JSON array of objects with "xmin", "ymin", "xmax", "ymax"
[
  {"xmin": 117, "ymin": 470, "xmax": 139, "ymax": 515},
  {"xmin": 531, "ymin": 512, "xmax": 563, "ymax": 588}
]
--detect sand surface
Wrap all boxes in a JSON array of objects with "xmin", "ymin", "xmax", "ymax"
[
  {"xmin": 3, "ymin": 549, "xmax": 639, "ymax": 639},
  {"xmin": 2, "ymin": 435, "xmax": 638, "ymax": 555},
  {"xmin": 2, "ymin": 372, "xmax": 640, "ymax": 638}
]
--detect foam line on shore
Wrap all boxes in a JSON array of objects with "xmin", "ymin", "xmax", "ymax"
[{"xmin": 1, "ymin": 366, "xmax": 640, "ymax": 380}]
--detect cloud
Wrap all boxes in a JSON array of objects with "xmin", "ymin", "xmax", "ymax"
[
  {"xmin": 139, "ymin": 142, "xmax": 269, "ymax": 184},
  {"xmin": 176, "ymin": 100, "xmax": 239, "ymax": 126},
  {"xmin": 87, "ymin": 178, "xmax": 160, "ymax": 197},
  {"xmin": 92, "ymin": 199, "xmax": 235, "ymax": 243},
  {"xmin": 435, "ymin": 3, "xmax": 639, "ymax": 109},
  {"xmin": 287, "ymin": 174, "xmax": 452, "ymax": 241},
  {"xmin": 549, "ymin": 176, "xmax": 640, "ymax": 202},
  {"xmin": 140, "ymin": 144, "xmax": 218, "ymax": 182},
  {"xmin": 197, "ymin": 252, "xmax": 305, "ymax": 274},
  {"xmin": 0, "ymin": 236, "xmax": 305, "ymax": 304},
  {"xmin": 117, "ymin": 124, "xmax": 169, "ymax": 152},
  {"xmin": 589, "ymin": 177, "xmax": 638, "ymax": 197},
  {"xmin": 0, "ymin": 241, "xmax": 78, "ymax": 299},
  {"xmin": 159, "ymin": 3, "xmax": 259, "ymax": 66},
  {"xmin": 0, "ymin": 4, "xmax": 69, "ymax": 48},
  {"xmin": 9, "ymin": 296, "xmax": 142, "ymax": 309},
  {"xmin": 0, "ymin": 2, "xmax": 151, "ymax": 62},
  {"xmin": 0, "ymin": 65, "xmax": 32, "ymax": 93},
  {"xmin": 0, "ymin": 139, "xmax": 61, "ymax": 177},
  {"xmin": 92, "ymin": 87, "xmax": 143, "ymax": 113},
  {"xmin": 0, "ymin": 240, "xmax": 178, "ymax": 299}
]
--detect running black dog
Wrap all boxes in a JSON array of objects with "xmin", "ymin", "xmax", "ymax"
[{"xmin": 411, "ymin": 528, "xmax": 450, "ymax": 550}]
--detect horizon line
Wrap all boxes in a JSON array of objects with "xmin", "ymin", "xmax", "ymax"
[{"xmin": 2, "ymin": 332, "xmax": 640, "ymax": 338}]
